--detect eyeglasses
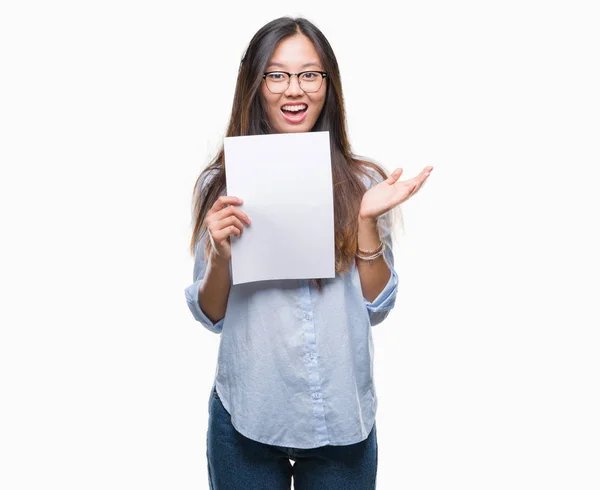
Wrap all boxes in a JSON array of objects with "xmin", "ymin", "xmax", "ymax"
[{"xmin": 262, "ymin": 71, "xmax": 328, "ymax": 94}]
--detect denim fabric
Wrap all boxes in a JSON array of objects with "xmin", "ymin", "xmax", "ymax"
[{"xmin": 207, "ymin": 386, "xmax": 378, "ymax": 489}]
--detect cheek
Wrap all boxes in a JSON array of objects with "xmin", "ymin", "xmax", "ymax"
[
  {"xmin": 312, "ymin": 91, "xmax": 326, "ymax": 117},
  {"xmin": 267, "ymin": 99, "xmax": 280, "ymax": 116},
  {"xmin": 260, "ymin": 88, "xmax": 276, "ymax": 112},
  {"xmin": 312, "ymin": 99, "xmax": 326, "ymax": 119}
]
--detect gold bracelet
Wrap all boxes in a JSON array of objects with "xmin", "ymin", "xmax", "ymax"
[
  {"xmin": 356, "ymin": 248, "xmax": 385, "ymax": 261},
  {"xmin": 357, "ymin": 240, "xmax": 383, "ymax": 255}
]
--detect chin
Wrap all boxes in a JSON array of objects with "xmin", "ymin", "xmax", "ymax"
[
  {"xmin": 275, "ymin": 121, "xmax": 316, "ymax": 134},
  {"xmin": 287, "ymin": 126, "xmax": 309, "ymax": 133}
]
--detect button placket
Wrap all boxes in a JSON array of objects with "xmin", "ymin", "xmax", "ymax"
[{"xmin": 299, "ymin": 283, "xmax": 329, "ymax": 445}]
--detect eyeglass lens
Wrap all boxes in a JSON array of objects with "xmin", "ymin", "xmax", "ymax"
[{"xmin": 265, "ymin": 72, "xmax": 324, "ymax": 93}]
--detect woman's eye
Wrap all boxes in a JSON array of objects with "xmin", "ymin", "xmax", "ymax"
[
  {"xmin": 302, "ymin": 72, "xmax": 317, "ymax": 80},
  {"xmin": 269, "ymin": 73, "xmax": 284, "ymax": 80}
]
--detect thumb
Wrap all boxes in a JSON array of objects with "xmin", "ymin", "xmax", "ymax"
[{"xmin": 386, "ymin": 168, "xmax": 403, "ymax": 184}]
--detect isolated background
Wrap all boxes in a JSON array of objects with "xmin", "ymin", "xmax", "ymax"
[{"xmin": 1, "ymin": 1, "xmax": 599, "ymax": 488}]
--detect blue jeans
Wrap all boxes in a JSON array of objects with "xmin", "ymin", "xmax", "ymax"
[{"xmin": 207, "ymin": 386, "xmax": 378, "ymax": 489}]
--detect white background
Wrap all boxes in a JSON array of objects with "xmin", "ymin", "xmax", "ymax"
[{"xmin": 1, "ymin": 1, "xmax": 599, "ymax": 488}]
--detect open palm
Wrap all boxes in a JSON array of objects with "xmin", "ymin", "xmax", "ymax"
[{"xmin": 359, "ymin": 166, "xmax": 434, "ymax": 220}]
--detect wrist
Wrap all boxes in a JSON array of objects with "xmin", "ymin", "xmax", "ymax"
[
  {"xmin": 208, "ymin": 251, "xmax": 230, "ymax": 269},
  {"xmin": 357, "ymin": 212, "xmax": 382, "ymax": 256},
  {"xmin": 358, "ymin": 213, "xmax": 378, "ymax": 228}
]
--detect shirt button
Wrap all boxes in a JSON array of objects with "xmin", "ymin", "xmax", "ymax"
[
  {"xmin": 312, "ymin": 392, "xmax": 321, "ymax": 400},
  {"xmin": 308, "ymin": 353, "xmax": 315, "ymax": 360},
  {"xmin": 304, "ymin": 313, "xmax": 311, "ymax": 321}
]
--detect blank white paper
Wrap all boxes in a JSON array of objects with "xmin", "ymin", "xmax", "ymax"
[{"xmin": 223, "ymin": 131, "xmax": 335, "ymax": 285}]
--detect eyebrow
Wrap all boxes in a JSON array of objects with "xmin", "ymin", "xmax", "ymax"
[{"xmin": 267, "ymin": 61, "xmax": 322, "ymax": 70}]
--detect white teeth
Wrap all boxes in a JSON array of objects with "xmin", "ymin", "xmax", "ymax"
[{"xmin": 281, "ymin": 104, "xmax": 307, "ymax": 112}]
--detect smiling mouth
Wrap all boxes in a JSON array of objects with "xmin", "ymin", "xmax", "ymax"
[{"xmin": 280, "ymin": 104, "xmax": 309, "ymax": 123}]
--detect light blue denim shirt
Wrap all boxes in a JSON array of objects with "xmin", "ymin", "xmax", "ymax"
[{"xmin": 184, "ymin": 167, "xmax": 399, "ymax": 449}]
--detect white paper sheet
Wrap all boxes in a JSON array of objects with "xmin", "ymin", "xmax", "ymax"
[{"xmin": 223, "ymin": 131, "xmax": 335, "ymax": 285}]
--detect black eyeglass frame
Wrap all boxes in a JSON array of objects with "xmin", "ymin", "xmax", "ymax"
[{"xmin": 262, "ymin": 70, "xmax": 328, "ymax": 93}]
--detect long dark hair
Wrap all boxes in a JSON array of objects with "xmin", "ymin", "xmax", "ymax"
[{"xmin": 189, "ymin": 16, "xmax": 395, "ymax": 290}]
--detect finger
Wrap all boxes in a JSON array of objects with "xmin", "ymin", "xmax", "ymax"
[
  {"xmin": 406, "ymin": 181, "xmax": 419, "ymax": 199},
  {"xmin": 414, "ymin": 167, "xmax": 432, "ymax": 186},
  {"xmin": 212, "ymin": 224, "xmax": 242, "ymax": 242},
  {"xmin": 401, "ymin": 176, "xmax": 420, "ymax": 189},
  {"xmin": 386, "ymin": 168, "xmax": 403, "ymax": 184},
  {"xmin": 408, "ymin": 175, "xmax": 428, "ymax": 198},
  {"xmin": 414, "ymin": 168, "xmax": 431, "ymax": 182},
  {"xmin": 209, "ymin": 195, "xmax": 244, "ymax": 214},
  {"xmin": 209, "ymin": 215, "xmax": 246, "ymax": 235},
  {"xmin": 210, "ymin": 204, "xmax": 252, "ymax": 226}
]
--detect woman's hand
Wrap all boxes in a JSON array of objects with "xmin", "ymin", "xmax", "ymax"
[
  {"xmin": 359, "ymin": 166, "xmax": 434, "ymax": 221},
  {"xmin": 205, "ymin": 196, "xmax": 252, "ymax": 262}
]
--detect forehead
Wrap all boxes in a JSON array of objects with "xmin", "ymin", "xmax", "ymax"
[{"xmin": 267, "ymin": 34, "xmax": 323, "ymax": 70}]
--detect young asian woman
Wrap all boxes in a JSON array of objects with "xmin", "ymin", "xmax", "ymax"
[{"xmin": 184, "ymin": 16, "xmax": 433, "ymax": 490}]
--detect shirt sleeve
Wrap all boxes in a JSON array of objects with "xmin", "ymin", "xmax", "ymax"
[
  {"xmin": 360, "ymin": 166, "xmax": 399, "ymax": 327},
  {"xmin": 363, "ymin": 220, "xmax": 399, "ymax": 327},
  {"xmin": 184, "ymin": 234, "xmax": 225, "ymax": 334}
]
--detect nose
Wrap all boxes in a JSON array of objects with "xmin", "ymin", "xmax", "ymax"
[{"xmin": 284, "ymin": 74, "xmax": 303, "ymax": 96}]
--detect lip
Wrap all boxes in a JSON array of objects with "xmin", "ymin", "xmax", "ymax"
[{"xmin": 280, "ymin": 104, "xmax": 308, "ymax": 124}]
